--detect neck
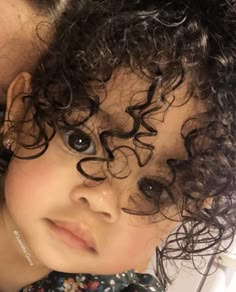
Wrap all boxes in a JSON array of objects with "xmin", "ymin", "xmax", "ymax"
[{"xmin": 0, "ymin": 204, "xmax": 51, "ymax": 291}]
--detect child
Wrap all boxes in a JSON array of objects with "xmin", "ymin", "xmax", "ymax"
[{"xmin": 0, "ymin": 0, "xmax": 235, "ymax": 291}]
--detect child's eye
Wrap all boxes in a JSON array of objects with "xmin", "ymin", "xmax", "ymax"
[
  {"xmin": 138, "ymin": 177, "xmax": 164, "ymax": 200},
  {"xmin": 138, "ymin": 177, "xmax": 175, "ymax": 206},
  {"xmin": 63, "ymin": 128, "xmax": 96, "ymax": 155}
]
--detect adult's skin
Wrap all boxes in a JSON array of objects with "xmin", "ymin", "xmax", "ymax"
[{"xmin": 0, "ymin": 0, "xmax": 67, "ymax": 103}]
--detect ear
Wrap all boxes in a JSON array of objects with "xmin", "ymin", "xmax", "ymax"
[{"xmin": 4, "ymin": 72, "xmax": 32, "ymax": 135}]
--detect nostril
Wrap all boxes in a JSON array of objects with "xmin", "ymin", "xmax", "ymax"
[
  {"xmin": 71, "ymin": 187, "xmax": 119, "ymax": 223},
  {"xmin": 79, "ymin": 198, "xmax": 114, "ymax": 221},
  {"xmin": 101, "ymin": 211, "xmax": 112, "ymax": 221},
  {"xmin": 79, "ymin": 197, "xmax": 90, "ymax": 207}
]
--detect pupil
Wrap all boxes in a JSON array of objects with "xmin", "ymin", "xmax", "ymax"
[
  {"xmin": 68, "ymin": 130, "xmax": 91, "ymax": 152},
  {"xmin": 138, "ymin": 178, "xmax": 163, "ymax": 199}
]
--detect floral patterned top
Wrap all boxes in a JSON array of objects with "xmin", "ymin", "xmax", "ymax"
[{"xmin": 20, "ymin": 270, "xmax": 164, "ymax": 292}]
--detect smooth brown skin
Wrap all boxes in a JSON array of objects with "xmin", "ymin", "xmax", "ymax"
[
  {"xmin": 0, "ymin": 0, "xmax": 59, "ymax": 102},
  {"xmin": 0, "ymin": 69, "xmax": 205, "ymax": 291}
]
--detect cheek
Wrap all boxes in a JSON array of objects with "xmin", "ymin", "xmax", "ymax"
[
  {"xmin": 104, "ymin": 226, "xmax": 160, "ymax": 272},
  {"xmin": 4, "ymin": 157, "xmax": 59, "ymax": 218},
  {"xmin": 122, "ymin": 234, "xmax": 156, "ymax": 265},
  {"xmin": 107, "ymin": 220, "xmax": 177, "ymax": 271}
]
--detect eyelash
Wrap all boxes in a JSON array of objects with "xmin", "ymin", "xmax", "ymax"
[{"xmin": 62, "ymin": 127, "xmax": 97, "ymax": 155}]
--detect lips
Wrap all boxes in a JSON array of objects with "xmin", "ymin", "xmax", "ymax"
[{"xmin": 47, "ymin": 219, "xmax": 96, "ymax": 252}]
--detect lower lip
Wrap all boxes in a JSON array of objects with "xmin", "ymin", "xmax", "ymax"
[{"xmin": 47, "ymin": 220, "xmax": 95, "ymax": 252}]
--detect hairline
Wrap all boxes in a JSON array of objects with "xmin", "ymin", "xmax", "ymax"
[{"xmin": 26, "ymin": 0, "xmax": 69, "ymax": 16}]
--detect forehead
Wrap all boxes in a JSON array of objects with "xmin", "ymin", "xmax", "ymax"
[{"xmin": 93, "ymin": 69, "xmax": 205, "ymax": 167}]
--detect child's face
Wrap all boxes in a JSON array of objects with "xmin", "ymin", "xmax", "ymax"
[{"xmin": 3, "ymin": 70, "xmax": 205, "ymax": 274}]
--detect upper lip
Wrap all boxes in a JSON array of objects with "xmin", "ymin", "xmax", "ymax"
[{"xmin": 49, "ymin": 219, "xmax": 96, "ymax": 250}]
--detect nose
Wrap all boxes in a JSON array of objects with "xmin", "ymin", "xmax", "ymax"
[{"xmin": 70, "ymin": 181, "xmax": 121, "ymax": 223}]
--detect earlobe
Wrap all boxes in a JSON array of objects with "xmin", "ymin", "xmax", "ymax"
[{"xmin": 4, "ymin": 72, "xmax": 32, "ymax": 135}]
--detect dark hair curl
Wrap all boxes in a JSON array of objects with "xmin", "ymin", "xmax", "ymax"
[{"xmin": 5, "ymin": 0, "xmax": 236, "ymax": 289}]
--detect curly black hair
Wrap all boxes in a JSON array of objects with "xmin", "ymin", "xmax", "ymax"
[{"xmin": 4, "ymin": 0, "xmax": 236, "ymax": 289}]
